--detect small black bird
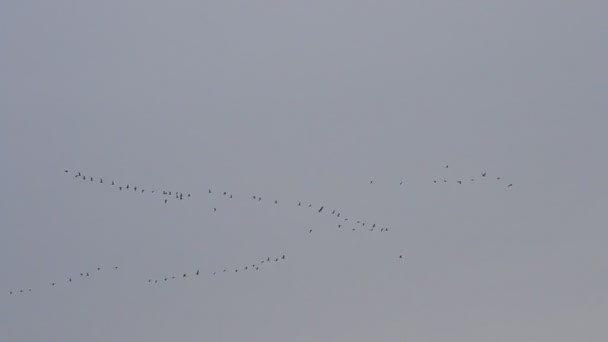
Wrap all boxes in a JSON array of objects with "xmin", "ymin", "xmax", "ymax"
[
  {"xmin": 196, "ymin": 270, "xmax": 199, "ymax": 276},
  {"xmin": 282, "ymin": 255, "xmax": 285, "ymax": 259},
  {"xmin": 114, "ymin": 266, "xmax": 118, "ymax": 270},
  {"xmin": 214, "ymin": 208, "xmax": 217, "ymax": 212},
  {"xmin": 399, "ymin": 255, "xmax": 403, "ymax": 259},
  {"xmin": 165, "ymin": 199, "xmax": 168, "ymax": 204},
  {"xmin": 275, "ymin": 200, "xmax": 278, "ymax": 204},
  {"xmin": 318, "ymin": 206, "xmax": 324, "ymax": 213},
  {"xmin": 309, "ymin": 229, "xmax": 313, "ymax": 233},
  {"xmin": 183, "ymin": 274, "xmax": 187, "ymax": 278},
  {"xmin": 508, "ymin": 184, "xmax": 513, "ymax": 187},
  {"xmin": 482, "ymin": 172, "xmax": 487, "ymax": 177},
  {"xmin": 64, "ymin": 170, "xmax": 68, "ymax": 173},
  {"xmin": 458, "ymin": 180, "xmax": 462, "ymax": 184}
]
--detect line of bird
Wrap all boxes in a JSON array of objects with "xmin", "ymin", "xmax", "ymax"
[
  {"xmin": 64, "ymin": 170, "xmax": 390, "ymax": 233},
  {"xmin": 65, "ymin": 170, "xmax": 194, "ymax": 204},
  {"xmin": 147, "ymin": 254, "xmax": 288, "ymax": 285},
  {"xmin": 368, "ymin": 166, "xmax": 513, "ymax": 187},
  {"xmin": 7, "ymin": 266, "xmax": 119, "ymax": 296}
]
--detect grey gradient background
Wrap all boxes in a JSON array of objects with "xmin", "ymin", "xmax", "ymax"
[{"xmin": 1, "ymin": 1, "xmax": 607, "ymax": 341}]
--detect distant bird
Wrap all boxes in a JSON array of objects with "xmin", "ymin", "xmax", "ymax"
[
  {"xmin": 235, "ymin": 269, "xmax": 238, "ymax": 273},
  {"xmin": 90, "ymin": 177, "xmax": 94, "ymax": 181},
  {"xmin": 164, "ymin": 199, "xmax": 168, "ymax": 204},
  {"xmin": 446, "ymin": 165, "xmax": 449, "ymax": 168},
  {"xmin": 282, "ymin": 255, "xmax": 286, "ymax": 259},
  {"xmin": 148, "ymin": 280, "xmax": 151, "ymax": 283},
  {"xmin": 470, "ymin": 179, "xmax": 474, "ymax": 181},
  {"xmin": 209, "ymin": 189, "xmax": 212, "ymax": 194},
  {"xmin": 338, "ymin": 225, "xmax": 342, "ymax": 228},
  {"xmin": 337, "ymin": 213, "xmax": 341, "ymax": 218},
  {"xmin": 52, "ymin": 283, "xmax": 55, "ymax": 286},
  {"xmin": 188, "ymin": 194, "xmax": 191, "ymax": 197},
  {"xmin": 482, "ymin": 172, "xmax": 487, "ymax": 177},
  {"xmin": 196, "ymin": 270, "xmax": 199, "ymax": 276},
  {"xmin": 126, "ymin": 184, "xmax": 129, "ymax": 189},
  {"xmin": 114, "ymin": 266, "xmax": 118, "ymax": 270},
  {"xmin": 497, "ymin": 177, "xmax": 501, "ymax": 180},
  {"xmin": 224, "ymin": 192, "xmax": 227, "ymax": 195},
  {"xmin": 253, "ymin": 196, "xmax": 256, "ymax": 199},
  {"xmin": 119, "ymin": 187, "xmax": 122, "ymax": 190},
  {"xmin": 318, "ymin": 206, "xmax": 324, "ymax": 213},
  {"xmin": 508, "ymin": 184, "xmax": 513, "ymax": 187},
  {"xmin": 274, "ymin": 200, "xmax": 278, "ymax": 204},
  {"xmin": 399, "ymin": 255, "xmax": 403, "ymax": 259},
  {"xmin": 134, "ymin": 186, "xmax": 137, "ymax": 191},
  {"xmin": 298, "ymin": 202, "xmax": 301, "ymax": 206},
  {"xmin": 258, "ymin": 197, "xmax": 262, "ymax": 201},
  {"xmin": 112, "ymin": 181, "xmax": 115, "ymax": 185},
  {"xmin": 331, "ymin": 210, "xmax": 335, "ymax": 214},
  {"xmin": 86, "ymin": 272, "xmax": 89, "ymax": 276},
  {"xmin": 308, "ymin": 204, "xmax": 312, "ymax": 207},
  {"xmin": 458, "ymin": 180, "xmax": 462, "ymax": 184},
  {"xmin": 444, "ymin": 180, "xmax": 447, "ymax": 183},
  {"xmin": 370, "ymin": 180, "xmax": 374, "ymax": 184},
  {"xmin": 400, "ymin": 181, "xmax": 403, "ymax": 186},
  {"xmin": 9, "ymin": 291, "xmax": 12, "ymax": 295},
  {"xmin": 64, "ymin": 170, "xmax": 68, "ymax": 173},
  {"xmin": 309, "ymin": 229, "xmax": 313, "ymax": 233},
  {"xmin": 372, "ymin": 224, "xmax": 376, "ymax": 228},
  {"xmin": 230, "ymin": 195, "xmax": 233, "ymax": 198},
  {"xmin": 100, "ymin": 179, "xmax": 103, "ymax": 183},
  {"xmin": 183, "ymin": 274, "xmax": 187, "ymax": 278},
  {"xmin": 214, "ymin": 208, "xmax": 217, "ymax": 212},
  {"xmin": 267, "ymin": 257, "xmax": 270, "ymax": 262},
  {"xmin": 69, "ymin": 278, "xmax": 72, "ymax": 282},
  {"xmin": 434, "ymin": 180, "xmax": 437, "ymax": 183}
]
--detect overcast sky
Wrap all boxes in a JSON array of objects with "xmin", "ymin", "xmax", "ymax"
[{"xmin": 1, "ymin": 1, "xmax": 607, "ymax": 341}]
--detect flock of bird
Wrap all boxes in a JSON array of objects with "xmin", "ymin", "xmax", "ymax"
[
  {"xmin": 8, "ymin": 266, "xmax": 120, "ymax": 296},
  {"xmin": 147, "ymin": 254, "xmax": 288, "ymax": 285},
  {"xmin": 430, "ymin": 165, "xmax": 513, "ymax": 187},
  {"xmin": 61, "ymin": 170, "xmax": 392, "ymax": 234},
  {"xmin": 6, "ymin": 165, "xmax": 511, "ymax": 297}
]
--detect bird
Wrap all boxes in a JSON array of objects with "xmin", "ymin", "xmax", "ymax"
[
  {"xmin": 164, "ymin": 199, "xmax": 168, "ymax": 204},
  {"xmin": 183, "ymin": 274, "xmax": 187, "ymax": 278},
  {"xmin": 370, "ymin": 180, "xmax": 374, "ymax": 184},
  {"xmin": 9, "ymin": 291, "xmax": 12, "ymax": 295},
  {"xmin": 188, "ymin": 194, "xmax": 191, "ymax": 197},
  {"xmin": 214, "ymin": 208, "xmax": 217, "ymax": 212},
  {"xmin": 112, "ymin": 181, "xmax": 115, "ymax": 185},
  {"xmin": 114, "ymin": 266, "xmax": 118, "ymax": 270},
  {"xmin": 275, "ymin": 258, "xmax": 279, "ymax": 262},
  {"xmin": 400, "ymin": 181, "xmax": 403, "ymax": 186},
  {"xmin": 298, "ymin": 202, "xmax": 301, "ymax": 206},
  {"xmin": 196, "ymin": 270, "xmax": 199, "ymax": 276},
  {"xmin": 69, "ymin": 278, "xmax": 72, "ymax": 282},
  {"xmin": 64, "ymin": 170, "xmax": 69, "ymax": 173},
  {"xmin": 274, "ymin": 200, "xmax": 278, "ymax": 204},
  {"xmin": 446, "ymin": 165, "xmax": 449, "ymax": 168},
  {"xmin": 100, "ymin": 179, "xmax": 103, "ymax": 183},
  {"xmin": 434, "ymin": 180, "xmax": 437, "ymax": 183},
  {"xmin": 209, "ymin": 189, "xmax": 212, "ymax": 193},
  {"xmin": 282, "ymin": 255, "xmax": 286, "ymax": 259},
  {"xmin": 497, "ymin": 177, "xmax": 501, "ymax": 180},
  {"xmin": 399, "ymin": 255, "xmax": 403, "ymax": 259},
  {"xmin": 52, "ymin": 283, "xmax": 55, "ymax": 286},
  {"xmin": 338, "ymin": 224, "xmax": 342, "ymax": 228},
  {"xmin": 119, "ymin": 187, "xmax": 122, "ymax": 191},
  {"xmin": 372, "ymin": 224, "xmax": 376, "ymax": 228},
  {"xmin": 482, "ymin": 172, "xmax": 487, "ymax": 177},
  {"xmin": 444, "ymin": 180, "xmax": 447, "ymax": 183},
  {"xmin": 470, "ymin": 179, "xmax": 475, "ymax": 181},
  {"xmin": 508, "ymin": 184, "xmax": 513, "ymax": 187},
  {"xmin": 309, "ymin": 229, "xmax": 313, "ymax": 233},
  {"xmin": 337, "ymin": 213, "xmax": 341, "ymax": 218},
  {"xmin": 126, "ymin": 184, "xmax": 129, "ymax": 189},
  {"xmin": 458, "ymin": 180, "xmax": 462, "ymax": 184},
  {"xmin": 318, "ymin": 206, "xmax": 324, "ymax": 213},
  {"xmin": 224, "ymin": 192, "xmax": 227, "ymax": 195}
]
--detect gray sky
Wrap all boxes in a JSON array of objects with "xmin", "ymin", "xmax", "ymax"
[{"xmin": 1, "ymin": 1, "xmax": 607, "ymax": 341}]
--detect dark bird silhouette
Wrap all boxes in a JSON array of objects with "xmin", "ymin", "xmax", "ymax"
[
  {"xmin": 119, "ymin": 187, "xmax": 122, "ymax": 191},
  {"xmin": 458, "ymin": 180, "xmax": 462, "ymax": 184},
  {"xmin": 399, "ymin": 255, "xmax": 403, "ymax": 259},
  {"xmin": 126, "ymin": 184, "xmax": 129, "ymax": 189},
  {"xmin": 446, "ymin": 165, "xmax": 449, "ymax": 168},
  {"xmin": 282, "ymin": 255, "xmax": 286, "ymax": 259},
  {"xmin": 470, "ymin": 179, "xmax": 474, "ymax": 181},
  {"xmin": 274, "ymin": 200, "xmax": 278, "ymax": 204},
  {"xmin": 308, "ymin": 204, "xmax": 312, "ymax": 207},
  {"xmin": 52, "ymin": 283, "xmax": 55, "ymax": 286},
  {"xmin": 298, "ymin": 202, "xmax": 301, "ymax": 206},
  {"xmin": 69, "ymin": 278, "xmax": 72, "ymax": 282},
  {"xmin": 370, "ymin": 180, "xmax": 374, "ymax": 184},
  {"xmin": 309, "ymin": 229, "xmax": 313, "ymax": 233},
  {"xmin": 64, "ymin": 170, "xmax": 68, "ymax": 173},
  {"xmin": 112, "ymin": 181, "xmax": 115, "ymax": 185},
  {"xmin": 497, "ymin": 177, "xmax": 501, "ymax": 180},
  {"xmin": 444, "ymin": 180, "xmax": 447, "ymax": 183},
  {"xmin": 196, "ymin": 270, "xmax": 199, "ymax": 276},
  {"xmin": 482, "ymin": 172, "xmax": 487, "ymax": 177},
  {"xmin": 434, "ymin": 180, "xmax": 437, "ymax": 183},
  {"xmin": 508, "ymin": 184, "xmax": 513, "ymax": 187},
  {"xmin": 188, "ymin": 194, "xmax": 191, "ymax": 197},
  {"xmin": 318, "ymin": 206, "xmax": 324, "ymax": 213},
  {"xmin": 90, "ymin": 177, "xmax": 94, "ymax": 181},
  {"xmin": 100, "ymin": 179, "xmax": 103, "ymax": 183},
  {"xmin": 114, "ymin": 266, "xmax": 118, "ymax": 270},
  {"xmin": 209, "ymin": 189, "xmax": 212, "ymax": 194},
  {"xmin": 400, "ymin": 181, "xmax": 403, "ymax": 185},
  {"xmin": 183, "ymin": 274, "xmax": 187, "ymax": 278},
  {"xmin": 214, "ymin": 208, "xmax": 217, "ymax": 212},
  {"xmin": 337, "ymin": 213, "xmax": 341, "ymax": 218},
  {"xmin": 164, "ymin": 199, "xmax": 168, "ymax": 204},
  {"xmin": 338, "ymin": 224, "xmax": 342, "ymax": 228},
  {"xmin": 224, "ymin": 192, "xmax": 227, "ymax": 195},
  {"xmin": 9, "ymin": 291, "xmax": 12, "ymax": 295}
]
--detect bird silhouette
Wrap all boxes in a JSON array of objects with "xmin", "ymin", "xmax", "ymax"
[
  {"xmin": 508, "ymin": 184, "xmax": 513, "ymax": 187},
  {"xmin": 318, "ymin": 206, "xmax": 324, "ymax": 213},
  {"xmin": 482, "ymin": 172, "xmax": 487, "ymax": 177}
]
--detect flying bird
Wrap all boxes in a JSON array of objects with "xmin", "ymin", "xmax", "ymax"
[
  {"xmin": 482, "ymin": 172, "xmax": 487, "ymax": 177},
  {"xmin": 318, "ymin": 206, "xmax": 324, "ymax": 213}
]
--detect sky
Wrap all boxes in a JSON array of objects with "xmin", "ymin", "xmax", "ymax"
[{"xmin": 1, "ymin": 1, "xmax": 607, "ymax": 341}]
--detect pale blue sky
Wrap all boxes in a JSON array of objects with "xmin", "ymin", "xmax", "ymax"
[{"xmin": 1, "ymin": 1, "xmax": 607, "ymax": 341}]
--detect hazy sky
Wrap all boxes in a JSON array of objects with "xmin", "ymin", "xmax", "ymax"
[{"xmin": 1, "ymin": 1, "xmax": 607, "ymax": 341}]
